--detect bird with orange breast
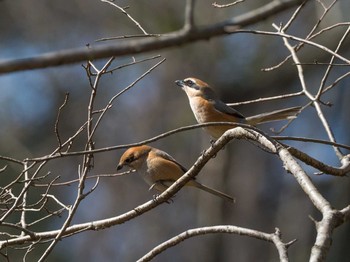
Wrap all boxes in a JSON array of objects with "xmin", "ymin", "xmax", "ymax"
[
  {"xmin": 117, "ymin": 145, "xmax": 234, "ymax": 202},
  {"xmin": 176, "ymin": 77, "xmax": 301, "ymax": 139}
]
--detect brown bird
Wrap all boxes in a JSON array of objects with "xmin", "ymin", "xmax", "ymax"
[
  {"xmin": 176, "ymin": 77, "xmax": 301, "ymax": 139},
  {"xmin": 117, "ymin": 145, "xmax": 234, "ymax": 202}
]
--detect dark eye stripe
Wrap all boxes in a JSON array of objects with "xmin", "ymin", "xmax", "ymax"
[
  {"xmin": 125, "ymin": 156, "xmax": 135, "ymax": 163},
  {"xmin": 185, "ymin": 79, "xmax": 194, "ymax": 87}
]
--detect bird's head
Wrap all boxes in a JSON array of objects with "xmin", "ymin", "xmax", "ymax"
[
  {"xmin": 175, "ymin": 77, "xmax": 217, "ymax": 100},
  {"xmin": 117, "ymin": 145, "xmax": 152, "ymax": 171}
]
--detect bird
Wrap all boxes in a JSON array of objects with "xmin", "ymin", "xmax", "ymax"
[
  {"xmin": 117, "ymin": 145, "xmax": 234, "ymax": 203},
  {"xmin": 175, "ymin": 77, "xmax": 301, "ymax": 139}
]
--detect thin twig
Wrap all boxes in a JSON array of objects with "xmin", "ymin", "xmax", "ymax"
[
  {"xmin": 316, "ymin": 25, "xmax": 350, "ymax": 98},
  {"xmin": 26, "ymin": 208, "xmax": 65, "ymax": 227},
  {"xmin": 25, "ymin": 122, "xmax": 257, "ymax": 162},
  {"xmin": 45, "ymin": 195, "xmax": 70, "ymax": 211},
  {"xmin": 212, "ymin": 0, "xmax": 244, "ymax": 8},
  {"xmin": 54, "ymin": 93, "xmax": 70, "ymax": 152},
  {"xmin": 274, "ymin": 136, "xmax": 350, "ymax": 151},
  {"xmin": 227, "ymin": 29, "xmax": 350, "ymax": 66},
  {"xmin": 282, "ymin": 144, "xmax": 350, "ymax": 176},
  {"xmin": 227, "ymin": 91, "xmax": 303, "ymax": 106},
  {"xmin": 0, "ymin": 222, "xmax": 36, "ymax": 239},
  {"xmin": 311, "ymin": 22, "xmax": 350, "ymax": 39},
  {"xmin": 86, "ymin": 57, "xmax": 115, "ymax": 150},
  {"xmin": 106, "ymin": 55, "xmax": 161, "ymax": 73},
  {"xmin": 184, "ymin": 0, "xmax": 195, "ymax": 31},
  {"xmin": 262, "ymin": 0, "xmax": 338, "ymax": 72},
  {"xmin": 0, "ymin": 155, "xmax": 23, "ymax": 165},
  {"xmin": 39, "ymin": 57, "xmax": 124, "ymax": 261},
  {"xmin": 294, "ymin": 62, "xmax": 350, "ymax": 66},
  {"xmin": 282, "ymin": 0, "xmax": 307, "ymax": 31},
  {"xmin": 33, "ymin": 170, "xmax": 135, "ymax": 187},
  {"xmin": 95, "ymin": 34, "xmax": 161, "ymax": 42},
  {"xmin": 89, "ymin": 58, "xmax": 166, "ymax": 141},
  {"xmin": 100, "ymin": 0, "xmax": 148, "ymax": 35},
  {"xmin": 2, "ymin": 126, "xmax": 347, "ymax": 258},
  {"xmin": 273, "ymin": 23, "xmax": 344, "ymax": 160},
  {"xmin": 322, "ymin": 71, "xmax": 350, "ymax": 94}
]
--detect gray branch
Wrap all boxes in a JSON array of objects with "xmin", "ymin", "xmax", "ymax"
[{"xmin": 0, "ymin": 0, "xmax": 307, "ymax": 74}]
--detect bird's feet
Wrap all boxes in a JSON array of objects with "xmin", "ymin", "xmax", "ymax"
[{"xmin": 152, "ymin": 194, "xmax": 174, "ymax": 204}]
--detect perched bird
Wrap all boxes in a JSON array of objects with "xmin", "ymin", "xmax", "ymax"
[
  {"xmin": 176, "ymin": 77, "xmax": 301, "ymax": 139},
  {"xmin": 117, "ymin": 145, "xmax": 234, "ymax": 202}
]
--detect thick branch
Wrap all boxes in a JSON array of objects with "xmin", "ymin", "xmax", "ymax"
[
  {"xmin": 1, "ymin": 126, "xmax": 348, "ymax": 262},
  {"xmin": 0, "ymin": 126, "xmax": 273, "ymax": 249},
  {"xmin": 0, "ymin": 0, "xmax": 307, "ymax": 74}
]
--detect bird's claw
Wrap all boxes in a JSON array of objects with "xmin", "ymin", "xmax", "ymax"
[{"xmin": 152, "ymin": 194, "xmax": 174, "ymax": 204}]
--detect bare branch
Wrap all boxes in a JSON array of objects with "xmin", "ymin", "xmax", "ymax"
[
  {"xmin": 316, "ymin": 25, "xmax": 350, "ymax": 98},
  {"xmin": 54, "ymin": 93, "xmax": 70, "ymax": 152},
  {"xmin": 212, "ymin": 0, "xmax": 244, "ymax": 8},
  {"xmin": 33, "ymin": 170, "xmax": 134, "ymax": 187},
  {"xmin": 33, "ymin": 170, "xmax": 135, "ymax": 187},
  {"xmin": 96, "ymin": 34, "xmax": 162, "ymax": 42},
  {"xmin": 88, "ymin": 58, "xmax": 166, "ymax": 142},
  {"xmin": 138, "ymin": 226, "xmax": 294, "ymax": 262},
  {"xmin": 0, "ymin": 166, "xmax": 7, "ymax": 173},
  {"xmin": 274, "ymin": 136, "xmax": 350, "ymax": 151},
  {"xmin": 184, "ymin": 0, "xmax": 195, "ymax": 31},
  {"xmin": 25, "ymin": 122, "xmax": 259, "ymax": 162},
  {"xmin": 0, "ymin": 222, "xmax": 36, "ymax": 239},
  {"xmin": 100, "ymin": 0, "xmax": 148, "ymax": 35},
  {"xmin": 282, "ymin": 0, "xmax": 307, "ymax": 31},
  {"xmin": 230, "ymin": 29, "xmax": 350, "ymax": 65},
  {"xmin": 262, "ymin": 0, "xmax": 338, "ymax": 71},
  {"xmin": 106, "ymin": 55, "xmax": 162, "ymax": 73},
  {"xmin": 0, "ymin": 155, "xmax": 24, "ymax": 165},
  {"xmin": 20, "ymin": 162, "xmax": 29, "ymax": 236},
  {"xmin": 45, "ymin": 195, "xmax": 70, "ymax": 211},
  {"xmin": 273, "ymin": 22, "xmax": 344, "ymax": 160},
  {"xmin": 1, "ymin": 1, "xmax": 349, "ymax": 260},
  {"xmin": 284, "ymin": 145, "xmax": 350, "ymax": 176},
  {"xmin": 227, "ymin": 91, "xmax": 304, "ymax": 107},
  {"xmin": 0, "ymin": 126, "xmax": 268, "ymax": 249},
  {"xmin": 0, "ymin": 126, "xmax": 348, "ymax": 262},
  {"xmin": 0, "ymin": 0, "xmax": 307, "ymax": 74}
]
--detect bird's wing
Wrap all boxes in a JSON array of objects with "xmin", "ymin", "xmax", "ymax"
[
  {"xmin": 211, "ymin": 99, "xmax": 245, "ymax": 119},
  {"xmin": 152, "ymin": 149, "xmax": 188, "ymax": 174}
]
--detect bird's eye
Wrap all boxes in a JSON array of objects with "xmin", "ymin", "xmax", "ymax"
[
  {"xmin": 185, "ymin": 79, "xmax": 195, "ymax": 87},
  {"xmin": 125, "ymin": 156, "xmax": 134, "ymax": 163}
]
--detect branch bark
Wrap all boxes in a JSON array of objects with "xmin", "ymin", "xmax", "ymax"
[
  {"xmin": 1, "ymin": 126, "xmax": 348, "ymax": 261},
  {"xmin": 138, "ymin": 226, "xmax": 294, "ymax": 262},
  {"xmin": 0, "ymin": 0, "xmax": 307, "ymax": 74}
]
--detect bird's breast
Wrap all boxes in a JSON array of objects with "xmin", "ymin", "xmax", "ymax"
[
  {"xmin": 189, "ymin": 97, "xmax": 214, "ymax": 123},
  {"xmin": 134, "ymin": 161, "xmax": 155, "ymax": 187},
  {"xmin": 188, "ymin": 97, "xmax": 237, "ymax": 139}
]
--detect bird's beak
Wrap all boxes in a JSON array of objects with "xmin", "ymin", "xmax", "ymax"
[
  {"xmin": 116, "ymin": 164, "xmax": 123, "ymax": 170},
  {"xmin": 175, "ymin": 80, "xmax": 184, "ymax": 87}
]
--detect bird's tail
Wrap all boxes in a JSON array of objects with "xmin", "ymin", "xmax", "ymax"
[
  {"xmin": 192, "ymin": 181, "xmax": 235, "ymax": 203},
  {"xmin": 245, "ymin": 106, "xmax": 302, "ymax": 126}
]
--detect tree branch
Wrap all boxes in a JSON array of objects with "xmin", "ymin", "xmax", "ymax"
[
  {"xmin": 138, "ymin": 226, "xmax": 294, "ymax": 262},
  {"xmin": 0, "ymin": 0, "xmax": 307, "ymax": 74}
]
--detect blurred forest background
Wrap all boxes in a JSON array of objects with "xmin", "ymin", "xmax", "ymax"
[{"xmin": 0, "ymin": 0, "xmax": 349, "ymax": 261}]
